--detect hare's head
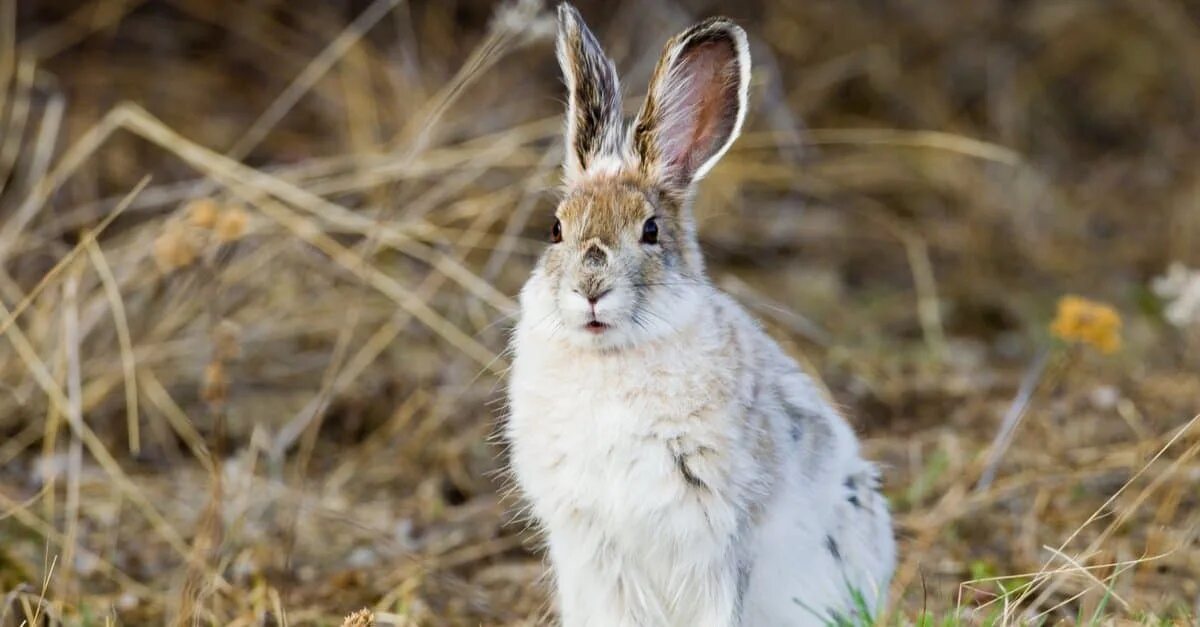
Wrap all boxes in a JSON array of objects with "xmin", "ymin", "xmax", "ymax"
[{"xmin": 521, "ymin": 3, "xmax": 750, "ymax": 350}]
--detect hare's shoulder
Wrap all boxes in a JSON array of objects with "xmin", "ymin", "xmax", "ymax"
[
  {"xmin": 706, "ymin": 289, "xmax": 834, "ymax": 410},
  {"xmin": 705, "ymin": 289, "xmax": 868, "ymax": 483}
]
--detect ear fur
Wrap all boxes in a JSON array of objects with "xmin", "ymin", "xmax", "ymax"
[
  {"xmin": 556, "ymin": 4, "xmax": 623, "ymax": 183},
  {"xmin": 630, "ymin": 17, "xmax": 751, "ymax": 189}
]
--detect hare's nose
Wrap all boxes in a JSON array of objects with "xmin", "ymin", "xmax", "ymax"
[
  {"xmin": 573, "ymin": 285, "xmax": 610, "ymax": 305},
  {"xmin": 586, "ymin": 289, "xmax": 611, "ymax": 305},
  {"xmin": 582, "ymin": 244, "xmax": 608, "ymax": 268}
]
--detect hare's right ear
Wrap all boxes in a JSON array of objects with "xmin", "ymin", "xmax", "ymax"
[{"xmin": 556, "ymin": 4, "xmax": 623, "ymax": 183}]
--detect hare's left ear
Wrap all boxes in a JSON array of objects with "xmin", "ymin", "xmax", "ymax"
[{"xmin": 630, "ymin": 18, "xmax": 750, "ymax": 190}]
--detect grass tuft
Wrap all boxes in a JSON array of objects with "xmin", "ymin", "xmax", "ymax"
[{"xmin": 1, "ymin": 0, "xmax": 1198, "ymax": 624}]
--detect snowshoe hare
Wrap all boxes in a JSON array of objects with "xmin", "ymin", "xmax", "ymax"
[{"xmin": 505, "ymin": 5, "xmax": 896, "ymax": 625}]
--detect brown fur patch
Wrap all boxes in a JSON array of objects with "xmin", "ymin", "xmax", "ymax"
[
  {"xmin": 556, "ymin": 177, "xmax": 653, "ymax": 249},
  {"xmin": 549, "ymin": 172, "xmax": 702, "ymax": 287}
]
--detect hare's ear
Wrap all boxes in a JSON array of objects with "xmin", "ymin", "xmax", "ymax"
[
  {"xmin": 557, "ymin": 4, "xmax": 623, "ymax": 183},
  {"xmin": 630, "ymin": 18, "xmax": 750, "ymax": 190}
]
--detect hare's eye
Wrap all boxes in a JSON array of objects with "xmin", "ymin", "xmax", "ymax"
[
  {"xmin": 641, "ymin": 218, "xmax": 659, "ymax": 245},
  {"xmin": 551, "ymin": 219, "xmax": 562, "ymax": 244}
]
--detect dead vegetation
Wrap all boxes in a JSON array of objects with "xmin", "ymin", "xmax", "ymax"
[{"xmin": 0, "ymin": 0, "xmax": 1198, "ymax": 624}]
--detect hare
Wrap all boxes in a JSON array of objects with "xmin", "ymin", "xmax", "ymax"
[{"xmin": 505, "ymin": 4, "xmax": 895, "ymax": 625}]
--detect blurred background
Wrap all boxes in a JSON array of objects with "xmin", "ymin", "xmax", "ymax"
[{"xmin": 1, "ymin": 0, "xmax": 1198, "ymax": 624}]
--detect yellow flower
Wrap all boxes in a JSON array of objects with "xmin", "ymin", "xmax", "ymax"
[
  {"xmin": 1050, "ymin": 295, "xmax": 1122, "ymax": 354},
  {"xmin": 152, "ymin": 226, "xmax": 198, "ymax": 272},
  {"xmin": 214, "ymin": 204, "xmax": 249, "ymax": 242},
  {"xmin": 186, "ymin": 198, "xmax": 220, "ymax": 228}
]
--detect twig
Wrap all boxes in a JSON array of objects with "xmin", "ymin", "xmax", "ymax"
[
  {"xmin": 975, "ymin": 347, "xmax": 1052, "ymax": 492},
  {"xmin": 84, "ymin": 238, "xmax": 141, "ymax": 454}
]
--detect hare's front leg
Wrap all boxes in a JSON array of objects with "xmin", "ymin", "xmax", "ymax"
[
  {"xmin": 548, "ymin": 526, "xmax": 743, "ymax": 627},
  {"xmin": 547, "ymin": 533, "xmax": 641, "ymax": 627}
]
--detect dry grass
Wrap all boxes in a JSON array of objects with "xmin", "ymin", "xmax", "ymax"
[{"xmin": 1, "ymin": 0, "xmax": 1198, "ymax": 625}]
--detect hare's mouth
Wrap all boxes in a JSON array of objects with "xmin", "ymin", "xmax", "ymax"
[{"xmin": 584, "ymin": 320, "xmax": 609, "ymax": 334}]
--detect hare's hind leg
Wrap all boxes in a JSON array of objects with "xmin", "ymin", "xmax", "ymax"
[
  {"xmin": 740, "ymin": 464, "xmax": 894, "ymax": 626},
  {"xmin": 836, "ymin": 464, "xmax": 896, "ymax": 611},
  {"xmin": 740, "ymin": 491, "xmax": 851, "ymax": 626}
]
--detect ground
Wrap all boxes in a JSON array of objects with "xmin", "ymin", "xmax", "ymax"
[{"xmin": 0, "ymin": 0, "xmax": 1198, "ymax": 625}]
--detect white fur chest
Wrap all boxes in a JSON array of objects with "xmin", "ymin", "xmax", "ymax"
[
  {"xmin": 507, "ymin": 325, "xmax": 745, "ymax": 538},
  {"xmin": 506, "ymin": 326, "xmax": 755, "ymax": 624},
  {"xmin": 505, "ymin": 308, "xmax": 767, "ymax": 621}
]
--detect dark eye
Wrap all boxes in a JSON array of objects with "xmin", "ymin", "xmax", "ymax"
[
  {"xmin": 641, "ymin": 218, "xmax": 659, "ymax": 244},
  {"xmin": 551, "ymin": 219, "xmax": 562, "ymax": 244}
]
